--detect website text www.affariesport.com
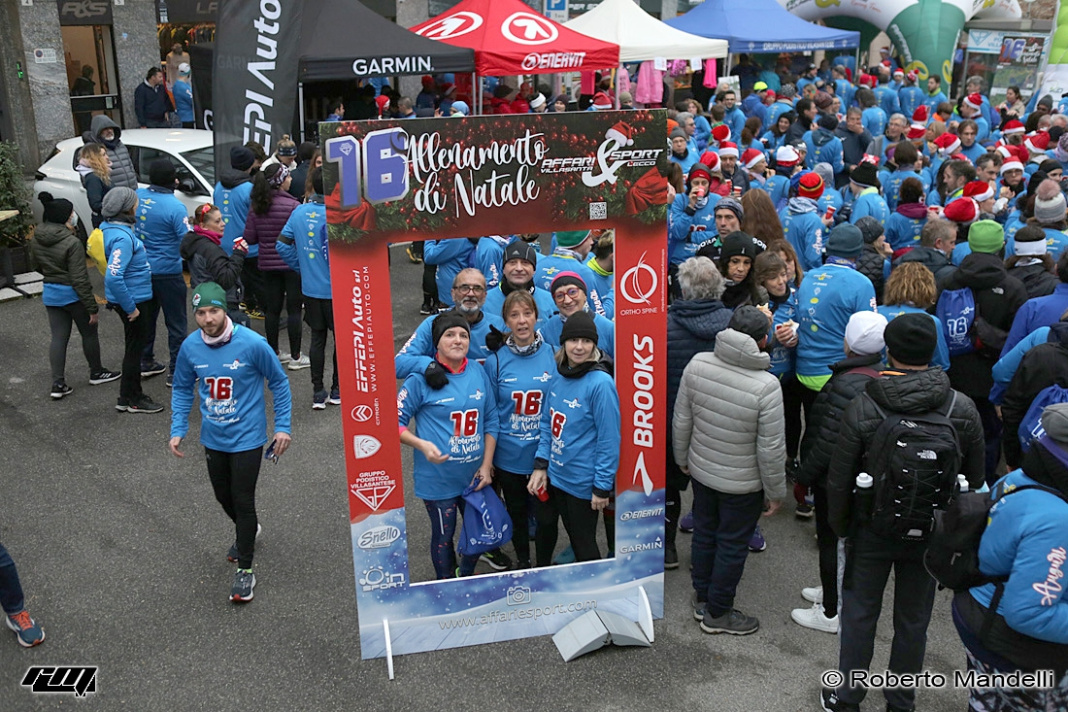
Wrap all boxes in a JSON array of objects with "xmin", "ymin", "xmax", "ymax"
[
  {"xmin": 439, "ymin": 600, "xmax": 597, "ymax": 630},
  {"xmin": 821, "ymin": 669, "xmax": 1058, "ymax": 691}
]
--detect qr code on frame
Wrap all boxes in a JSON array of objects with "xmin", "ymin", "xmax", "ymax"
[{"xmin": 589, "ymin": 202, "xmax": 608, "ymax": 220}]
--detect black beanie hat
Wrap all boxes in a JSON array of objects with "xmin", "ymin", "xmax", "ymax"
[
  {"xmin": 431, "ymin": 312, "xmax": 471, "ymax": 349},
  {"xmin": 230, "ymin": 146, "xmax": 256, "ymax": 171},
  {"xmin": 884, "ymin": 313, "xmax": 937, "ymax": 366},
  {"xmin": 729, "ymin": 306, "xmax": 770, "ymax": 343},
  {"xmin": 818, "ymin": 113, "xmax": 839, "ymax": 131},
  {"xmin": 720, "ymin": 231, "xmax": 763, "ymax": 262},
  {"xmin": 850, "ymin": 161, "xmax": 878, "ymax": 187},
  {"xmin": 38, "ymin": 191, "xmax": 73, "ymax": 224},
  {"xmin": 560, "ymin": 310, "xmax": 598, "ymax": 346},
  {"xmin": 149, "ymin": 158, "xmax": 177, "ymax": 187},
  {"xmin": 504, "ymin": 240, "xmax": 537, "ymax": 268}
]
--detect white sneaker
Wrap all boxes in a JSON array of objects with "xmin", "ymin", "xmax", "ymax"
[
  {"xmin": 791, "ymin": 603, "xmax": 839, "ymax": 633},
  {"xmin": 287, "ymin": 354, "xmax": 311, "ymax": 371},
  {"xmin": 277, "ymin": 352, "xmax": 291, "ymax": 364},
  {"xmin": 801, "ymin": 585, "xmax": 823, "ymax": 604}
]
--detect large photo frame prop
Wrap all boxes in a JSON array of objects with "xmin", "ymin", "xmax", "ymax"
[{"xmin": 322, "ymin": 111, "xmax": 668, "ymax": 661}]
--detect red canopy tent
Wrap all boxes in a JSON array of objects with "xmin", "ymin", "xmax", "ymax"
[{"xmin": 411, "ymin": 0, "xmax": 619, "ymax": 112}]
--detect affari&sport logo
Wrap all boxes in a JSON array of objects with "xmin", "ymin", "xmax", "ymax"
[
  {"xmin": 357, "ymin": 525, "xmax": 402, "ymax": 549},
  {"xmin": 619, "ymin": 507, "xmax": 664, "ymax": 522},
  {"xmin": 619, "ymin": 536, "xmax": 664, "ymax": 554},
  {"xmin": 358, "ymin": 565, "xmax": 406, "ymax": 592},
  {"xmin": 578, "ymin": 122, "xmax": 662, "ymax": 187}
]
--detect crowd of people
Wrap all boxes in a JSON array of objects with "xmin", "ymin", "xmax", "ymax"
[{"xmin": 7, "ymin": 58, "xmax": 1068, "ymax": 711}]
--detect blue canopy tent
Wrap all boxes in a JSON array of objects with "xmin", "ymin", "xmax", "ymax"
[{"xmin": 665, "ymin": 0, "xmax": 860, "ymax": 71}]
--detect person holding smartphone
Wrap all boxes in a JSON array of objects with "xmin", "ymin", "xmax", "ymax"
[{"xmin": 168, "ymin": 282, "xmax": 293, "ymax": 603}]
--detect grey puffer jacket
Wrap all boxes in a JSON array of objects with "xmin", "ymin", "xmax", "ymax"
[
  {"xmin": 672, "ymin": 328, "xmax": 787, "ymax": 500},
  {"xmin": 82, "ymin": 115, "xmax": 137, "ymax": 190},
  {"xmin": 29, "ymin": 222, "xmax": 98, "ymax": 313}
]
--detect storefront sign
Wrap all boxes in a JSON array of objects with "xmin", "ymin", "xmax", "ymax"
[
  {"xmin": 57, "ymin": 0, "xmax": 112, "ymax": 25},
  {"xmin": 322, "ymin": 111, "xmax": 669, "ymax": 660}
]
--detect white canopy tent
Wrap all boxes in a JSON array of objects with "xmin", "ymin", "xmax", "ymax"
[{"xmin": 564, "ymin": 0, "xmax": 729, "ymax": 63}]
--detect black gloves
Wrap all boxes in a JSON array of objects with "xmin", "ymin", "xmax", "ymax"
[
  {"xmin": 485, "ymin": 324, "xmax": 505, "ymax": 353},
  {"xmin": 424, "ymin": 361, "xmax": 449, "ymax": 390}
]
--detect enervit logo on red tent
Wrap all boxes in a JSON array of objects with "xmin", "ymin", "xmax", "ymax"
[
  {"xmin": 417, "ymin": 11, "xmax": 483, "ymax": 40},
  {"xmin": 619, "ymin": 253, "xmax": 658, "ymax": 305},
  {"xmin": 500, "ymin": 12, "xmax": 559, "ymax": 45}
]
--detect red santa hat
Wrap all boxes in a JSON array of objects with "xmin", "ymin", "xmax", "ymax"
[
  {"xmin": 950, "ymin": 153, "xmax": 971, "ymax": 164},
  {"xmin": 963, "ymin": 181, "xmax": 994, "ymax": 202},
  {"xmin": 605, "ymin": 121, "xmax": 635, "ymax": 146},
  {"xmin": 933, "ymin": 133, "xmax": 961, "ymax": 156},
  {"xmin": 1000, "ymin": 158, "xmax": 1025, "ymax": 174},
  {"xmin": 912, "ymin": 105, "xmax": 929, "ymax": 125},
  {"xmin": 591, "ymin": 92, "xmax": 613, "ymax": 110},
  {"xmin": 718, "ymin": 141, "xmax": 739, "ymax": 158},
  {"xmin": 711, "ymin": 124, "xmax": 731, "ymax": 145},
  {"xmin": 963, "ymin": 93, "xmax": 983, "ymax": 112},
  {"xmin": 906, "ymin": 70, "xmax": 919, "ymax": 83},
  {"xmin": 742, "ymin": 147, "xmax": 766, "ymax": 170},
  {"xmin": 699, "ymin": 150, "xmax": 721, "ymax": 172},
  {"xmin": 893, "ymin": 68, "xmax": 904, "ymax": 79},
  {"xmin": 1025, "ymin": 131, "xmax": 1050, "ymax": 153},
  {"xmin": 906, "ymin": 124, "xmax": 927, "ymax": 141},
  {"xmin": 943, "ymin": 197, "xmax": 979, "ymax": 224},
  {"xmin": 996, "ymin": 144, "xmax": 1020, "ymax": 161},
  {"xmin": 1002, "ymin": 119, "xmax": 1025, "ymax": 135},
  {"xmin": 775, "ymin": 145, "xmax": 800, "ymax": 167}
]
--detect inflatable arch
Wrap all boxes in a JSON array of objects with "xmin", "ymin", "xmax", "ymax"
[{"xmin": 780, "ymin": 0, "xmax": 1023, "ymax": 84}]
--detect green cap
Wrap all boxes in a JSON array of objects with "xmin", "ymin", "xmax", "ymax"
[
  {"xmin": 555, "ymin": 230, "xmax": 590, "ymax": 248},
  {"xmin": 190, "ymin": 282, "xmax": 227, "ymax": 310},
  {"xmin": 967, "ymin": 220, "xmax": 1005, "ymax": 254}
]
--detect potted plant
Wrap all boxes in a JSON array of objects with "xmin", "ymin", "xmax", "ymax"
[{"xmin": 0, "ymin": 140, "xmax": 34, "ymax": 276}]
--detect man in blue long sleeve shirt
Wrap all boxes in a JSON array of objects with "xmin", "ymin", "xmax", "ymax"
[
  {"xmin": 169, "ymin": 282, "xmax": 292, "ymax": 604},
  {"xmin": 136, "ymin": 159, "xmax": 191, "ymax": 383},
  {"xmin": 276, "ymin": 168, "xmax": 337, "ymax": 408}
]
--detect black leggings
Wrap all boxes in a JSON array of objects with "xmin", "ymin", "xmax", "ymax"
[
  {"xmin": 422, "ymin": 262, "xmax": 438, "ymax": 303},
  {"xmin": 780, "ymin": 373, "xmax": 805, "ymax": 460},
  {"xmin": 205, "ymin": 447, "xmax": 262, "ymax": 569},
  {"xmin": 497, "ymin": 468, "xmax": 560, "ymax": 566},
  {"xmin": 114, "ymin": 299, "xmax": 156, "ymax": 402},
  {"xmin": 813, "ymin": 483, "xmax": 839, "ymax": 616},
  {"xmin": 552, "ymin": 486, "xmax": 601, "ymax": 562},
  {"xmin": 46, "ymin": 302, "xmax": 102, "ymax": 381},
  {"xmin": 262, "ymin": 270, "xmax": 303, "ymax": 358}
]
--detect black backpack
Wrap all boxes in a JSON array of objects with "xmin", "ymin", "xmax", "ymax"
[
  {"xmin": 925, "ymin": 481, "xmax": 1068, "ymax": 592},
  {"xmin": 865, "ymin": 392, "xmax": 962, "ymax": 542}
]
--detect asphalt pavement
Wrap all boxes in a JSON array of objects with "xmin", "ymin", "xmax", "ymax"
[{"xmin": 0, "ymin": 244, "xmax": 969, "ymax": 711}]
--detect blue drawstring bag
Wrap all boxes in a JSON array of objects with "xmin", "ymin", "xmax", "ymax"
[
  {"xmin": 458, "ymin": 482, "xmax": 513, "ymax": 556},
  {"xmin": 1018, "ymin": 384, "xmax": 1068, "ymax": 452}
]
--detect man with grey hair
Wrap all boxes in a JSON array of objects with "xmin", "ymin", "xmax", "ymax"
[
  {"xmin": 665, "ymin": 256, "xmax": 732, "ymax": 569},
  {"xmin": 867, "ymin": 113, "xmax": 907, "ymax": 165},
  {"xmin": 894, "ymin": 218, "xmax": 957, "ymax": 285},
  {"xmin": 676, "ymin": 111, "xmax": 699, "ymax": 154}
]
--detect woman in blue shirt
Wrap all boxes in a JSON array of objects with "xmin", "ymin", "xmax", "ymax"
[
  {"xmin": 398, "ymin": 313, "xmax": 499, "ymax": 579},
  {"xmin": 529, "ymin": 312, "xmax": 620, "ymax": 562},
  {"xmin": 876, "ymin": 262, "xmax": 951, "ymax": 370},
  {"xmin": 484, "ymin": 291, "xmax": 557, "ymax": 569}
]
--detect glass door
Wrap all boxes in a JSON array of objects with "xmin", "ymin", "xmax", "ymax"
[{"xmin": 64, "ymin": 25, "xmax": 122, "ymax": 135}]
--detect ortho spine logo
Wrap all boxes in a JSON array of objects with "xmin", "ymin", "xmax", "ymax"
[
  {"xmin": 22, "ymin": 667, "xmax": 98, "ymax": 697},
  {"xmin": 416, "ymin": 11, "xmax": 482, "ymax": 40},
  {"xmin": 500, "ymin": 12, "xmax": 559, "ymax": 45},
  {"xmin": 619, "ymin": 253, "xmax": 659, "ymax": 306}
]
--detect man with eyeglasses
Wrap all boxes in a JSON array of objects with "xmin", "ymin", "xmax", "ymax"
[
  {"xmin": 395, "ymin": 268, "xmax": 505, "ymax": 379},
  {"xmin": 540, "ymin": 272, "xmax": 615, "ymax": 358}
]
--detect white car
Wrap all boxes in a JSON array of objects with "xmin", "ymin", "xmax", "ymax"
[{"xmin": 33, "ymin": 128, "xmax": 216, "ymax": 240}]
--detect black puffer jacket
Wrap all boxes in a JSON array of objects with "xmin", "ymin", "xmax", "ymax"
[
  {"xmin": 826, "ymin": 367, "xmax": 986, "ymax": 537},
  {"xmin": 797, "ymin": 353, "xmax": 883, "ymax": 487},
  {"xmin": 895, "ymin": 245, "xmax": 955, "ymax": 287},
  {"xmin": 29, "ymin": 222, "xmax": 97, "ymax": 313},
  {"xmin": 666, "ymin": 298, "xmax": 733, "ymax": 420},
  {"xmin": 1007, "ymin": 262, "xmax": 1059, "ymax": 300},
  {"xmin": 941, "ymin": 252, "xmax": 1028, "ymax": 399},
  {"xmin": 179, "ymin": 230, "xmax": 245, "ymax": 308},
  {"xmin": 1002, "ymin": 321, "xmax": 1068, "ymax": 468},
  {"xmin": 855, "ymin": 244, "xmax": 888, "ymax": 304}
]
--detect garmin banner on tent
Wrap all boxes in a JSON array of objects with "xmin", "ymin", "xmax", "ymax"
[
  {"xmin": 211, "ymin": 0, "xmax": 303, "ymax": 174},
  {"xmin": 321, "ymin": 110, "xmax": 669, "ymax": 660}
]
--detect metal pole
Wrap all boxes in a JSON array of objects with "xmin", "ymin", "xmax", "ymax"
[{"xmin": 298, "ymin": 82, "xmax": 306, "ymax": 143}]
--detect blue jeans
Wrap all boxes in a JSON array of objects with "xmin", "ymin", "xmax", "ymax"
[
  {"xmin": 0, "ymin": 542, "xmax": 26, "ymax": 616},
  {"xmin": 423, "ymin": 497, "xmax": 480, "ymax": 580},
  {"xmin": 142, "ymin": 274, "xmax": 187, "ymax": 374},
  {"xmin": 690, "ymin": 481, "xmax": 764, "ymax": 618}
]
